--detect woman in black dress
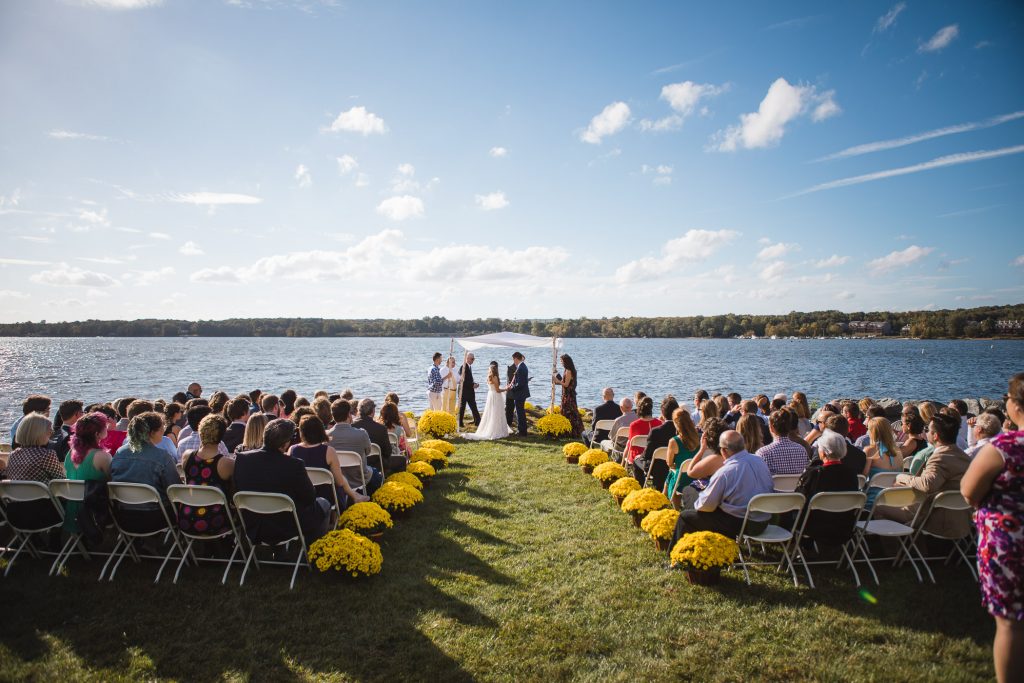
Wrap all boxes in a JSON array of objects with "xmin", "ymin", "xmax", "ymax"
[{"xmin": 554, "ymin": 354, "xmax": 584, "ymax": 439}]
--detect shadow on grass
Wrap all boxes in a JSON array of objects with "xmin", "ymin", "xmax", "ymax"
[{"xmin": 0, "ymin": 459, "xmax": 513, "ymax": 682}]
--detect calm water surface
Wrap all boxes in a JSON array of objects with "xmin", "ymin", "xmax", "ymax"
[{"xmin": 1, "ymin": 337, "xmax": 1021, "ymax": 440}]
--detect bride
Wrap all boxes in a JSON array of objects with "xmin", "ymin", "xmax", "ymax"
[{"xmin": 463, "ymin": 361, "xmax": 511, "ymax": 440}]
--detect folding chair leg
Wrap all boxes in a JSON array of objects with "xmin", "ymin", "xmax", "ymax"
[
  {"xmin": 172, "ymin": 539, "xmax": 197, "ymax": 585},
  {"xmin": 842, "ymin": 544, "xmax": 862, "ymax": 587},
  {"xmin": 222, "ymin": 538, "xmax": 245, "ymax": 585},
  {"xmin": 289, "ymin": 549, "xmax": 303, "ymax": 590},
  {"xmin": 737, "ymin": 547, "xmax": 751, "ymax": 585},
  {"xmin": 781, "ymin": 546, "xmax": 799, "ymax": 587},
  {"xmin": 49, "ymin": 533, "xmax": 83, "ymax": 576},
  {"xmin": 854, "ymin": 533, "xmax": 880, "ymax": 585},
  {"xmin": 3, "ymin": 535, "xmax": 33, "ymax": 577},
  {"xmin": 955, "ymin": 541, "xmax": 979, "ymax": 581},
  {"xmin": 108, "ymin": 538, "xmax": 137, "ymax": 581},
  {"xmin": 99, "ymin": 536, "xmax": 124, "ymax": 581},
  {"xmin": 156, "ymin": 534, "xmax": 187, "ymax": 584},
  {"xmin": 239, "ymin": 544, "xmax": 258, "ymax": 586}
]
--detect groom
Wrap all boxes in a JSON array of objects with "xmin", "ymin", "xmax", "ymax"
[{"xmin": 506, "ymin": 351, "xmax": 530, "ymax": 435}]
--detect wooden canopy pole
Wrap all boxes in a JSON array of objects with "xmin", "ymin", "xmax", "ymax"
[{"xmin": 550, "ymin": 336, "xmax": 558, "ymax": 412}]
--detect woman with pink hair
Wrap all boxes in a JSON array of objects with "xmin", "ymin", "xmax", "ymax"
[{"xmin": 64, "ymin": 412, "xmax": 112, "ymax": 533}]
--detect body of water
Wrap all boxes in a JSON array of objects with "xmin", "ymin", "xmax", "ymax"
[{"xmin": 1, "ymin": 336, "xmax": 1021, "ymax": 440}]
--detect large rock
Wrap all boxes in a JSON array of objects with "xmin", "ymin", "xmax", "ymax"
[
  {"xmin": 876, "ymin": 398, "xmax": 903, "ymax": 420},
  {"xmin": 963, "ymin": 398, "xmax": 983, "ymax": 417},
  {"xmin": 980, "ymin": 397, "xmax": 1007, "ymax": 412}
]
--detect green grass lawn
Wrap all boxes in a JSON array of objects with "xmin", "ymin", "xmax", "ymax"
[{"xmin": 0, "ymin": 437, "xmax": 995, "ymax": 682}]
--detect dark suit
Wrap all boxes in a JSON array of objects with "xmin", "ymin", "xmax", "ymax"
[
  {"xmin": 509, "ymin": 362, "xmax": 530, "ymax": 435},
  {"xmin": 232, "ymin": 447, "xmax": 329, "ymax": 545},
  {"xmin": 586, "ymin": 400, "xmax": 623, "ymax": 444},
  {"xmin": 505, "ymin": 364, "xmax": 516, "ymax": 426},
  {"xmin": 458, "ymin": 362, "xmax": 481, "ymax": 427},
  {"xmin": 223, "ymin": 421, "xmax": 246, "ymax": 454},
  {"xmin": 352, "ymin": 417, "xmax": 403, "ymax": 473},
  {"xmin": 794, "ymin": 461, "xmax": 860, "ymax": 545},
  {"xmin": 634, "ymin": 421, "xmax": 677, "ymax": 489}
]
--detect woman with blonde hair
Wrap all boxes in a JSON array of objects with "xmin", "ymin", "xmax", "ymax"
[
  {"xmin": 864, "ymin": 416, "xmax": 901, "ymax": 475},
  {"xmin": 6, "ymin": 413, "xmax": 64, "ymax": 482},
  {"xmin": 737, "ymin": 413, "xmax": 764, "ymax": 454},
  {"xmin": 697, "ymin": 399, "xmax": 719, "ymax": 431},
  {"xmin": 237, "ymin": 413, "xmax": 268, "ymax": 453},
  {"xmin": 664, "ymin": 408, "xmax": 700, "ymax": 501},
  {"xmin": 178, "ymin": 414, "xmax": 234, "ymax": 535},
  {"xmin": 385, "ymin": 392, "xmax": 415, "ymax": 438}
]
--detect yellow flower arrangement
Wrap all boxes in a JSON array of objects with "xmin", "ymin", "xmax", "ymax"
[
  {"xmin": 411, "ymin": 447, "xmax": 448, "ymax": 468},
  {"xmin": 535, "ymin": 413, "xmax": 572, "ymax": 437},
  {"xmin": 670, "ymin": 531, "xmax": 738, "ymax": 571},
  {"xmin": 640, "ymin": 508, "xmax": 679, "ymax": 541},
  {"xmin": 592, "ymin": 461, "xmax": 628, "ymax": 483},
  {"xmin": 550, "ymin": 405, "xmax": 561, "ymax": 414},
  {"xmin": 562, "ymin": 442, "xmax": 588, "ymax": 457},
  {"xmin": 306, "ymin": 528, "xmax": 383, "ymax": 577},
  {"xmin": 385, "ymin": 471, "xmax": 423, "ymax": 490},
  {"xmin": 578, "ymin": 408, "xmax": 587, "ymax": 417},
  {"xmin": 404, "ymin": 411, "xmax": 415, "ymax": 418},
  {"xmin": 621, "ymin": 488, "xmax": 671, "ymax": 516},
  {"xmin": 420, "ymin": 439, "xmax": 455, "ymax": 456},
  {"xmin": 417, "ymin": 410, "xmax": 457, "ymax": 438},
  {"xmin": 406, "ymin": 461, "xmax": 436, "ymax": 480},
  {"xmin": 578, "ymin": 449, "xmax": 609, "ymax": 468},
  {"xmin": 338, "ymin": 501, "xmax": 393, "ymax": 535},
  {"xmin": 609, "ymin": 476, "xmax": 641, "ymax": 503},
  {"xmin": 524, "ymin": 401, "xmax": 535, "ymax": 411},
  {"xmin": 371, "ymin": 481, "xmax": 424, "ymax": 513}
]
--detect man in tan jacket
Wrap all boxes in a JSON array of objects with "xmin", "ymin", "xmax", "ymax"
[{"xmin": 879, "ymin": 412, "xmax": 972, "ymax": 538}]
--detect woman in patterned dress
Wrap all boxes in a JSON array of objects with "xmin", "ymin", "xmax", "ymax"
[
  {"xmin": 962, "ymin": 372, "xmax": 1024, "ymax": 683},
  {"xmin": 553, "ymin": 354, "xmax": 584, "ymax": 439}
]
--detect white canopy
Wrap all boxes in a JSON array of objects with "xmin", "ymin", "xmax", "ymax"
[{"xmin": 454, "ymin": 332, "xmax": 562, "ymax": 352}]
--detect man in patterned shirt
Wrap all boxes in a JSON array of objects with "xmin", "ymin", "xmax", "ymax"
[
  {"xmin": 755, "ymin": 410, "xmax": 809, "ymax": 475},
  {"xmin": 426, "ymin": 352, "xmax": 444, "ymax": 411}
]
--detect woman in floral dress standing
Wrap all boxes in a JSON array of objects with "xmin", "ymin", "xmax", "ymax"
[{"xmin": 553, "ymin": 354, "xmax": 584, "ymax": 439}]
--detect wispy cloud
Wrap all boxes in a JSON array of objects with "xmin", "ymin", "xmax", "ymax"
[
  {"xmin": 817, "ymin": 110, "xmax": 1024, "ymax": 161},
  {"xmin": 813, "ymin": 254, "xmax": 848, "ymax": 268},
  {"xmin": 874, "ymin": 2, "xmax": 906, "ymax": 34},
  {"xmin": 294, "ymin": 164, "xmax": 312, "ymax": 188},
  {"xmin": 47, "ymin": 129, "xmax": 117, "ymax": 142},
  {"xmin": 615, "ymin": 229, "xmax": 739, "ymax": 283},
  {"xmin": 868, "ymin": 245, "xmax": 934, "ymax": 274},
  {"xmin": 489, "ymin": 146, "xmax": 508, "ymax": 158},
  {"xmin": 30, "ymin": 265, "xmax": 120, "ymax": 287},
  {"xmin": 789, "ymin": 145, "xmax": 1024, "ymax": 197},
  {"xmin": 323, "ymin": 106, "xmax": 388, "ymax": 135},
  {"xmin": 712, "ymin": 78, "xmax": 839, "ymax": 151},
  {"xmin": 763, "ymin": 15, "xmax": 820, "ymax": 31},
  {"xmin": 377, "ymin": 195, "xmax": 424, "ymax": 221},
  {"xmin": 919, "ymin": 24, "xmax": 959, "ymax": 53},
  {"xmin": 579, "ymin": 102, "xmax": 631, "ymax": 144},
  {"xmin": 650, "ymin": 50, "xmax": 722, "ymax": 76},
  {"xmin": 72, "ymin": 0, "xmax": 162, "ymax": 9},
  {"xmin": 475, "ymin": 191, "xmax": 509, "ymax": 211},
  {"xmin": 0, "ymin": 258, "xmax": 49, "ymax": 266}
]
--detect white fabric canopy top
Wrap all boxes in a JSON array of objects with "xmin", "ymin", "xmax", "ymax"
[{"xmin": 454, "ymin": 332, "xmax": 562, "ymax": 352}]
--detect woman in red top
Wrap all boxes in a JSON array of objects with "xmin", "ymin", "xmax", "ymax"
[{"xmin": 627, "ymin": 396, "xmax": 662, "ymax": 464}]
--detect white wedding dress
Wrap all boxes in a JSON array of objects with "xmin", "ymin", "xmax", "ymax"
[{"xmin": 463, "ymin": 381, "xmax": 511, "ymax": 440}]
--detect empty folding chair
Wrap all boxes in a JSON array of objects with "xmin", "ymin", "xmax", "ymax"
[
  {"xmin": 772, "ymin": 474, "xmax": 801, "ymax": 492},
  {"xmin": 908, "ymin": 490, "xmax": 977, "ymax": 582},
  {"xmin": 590, "ymin": 419, "xmax": 615, "ymax": 450},
  {"xmin": 306, "ymin": 467, "xmax": 341, "ymax": 528},
  {"xmin": 102, "ymin": 482, "xmax": 186, "ymax": 583},
  {"xmin": 47, "ymin": 479, "xmax": 93, "ymax": 576},
  {"xmin": 642, "ymin": 447, "xmax": 670, "ymax": 489},
  {"xmin": 387, "ymin": 432, "xmax": 400, "ymax": 451},
  {"xmin": 736, "ymin": 492, "xmax": 806, "ymax": 586},
  {"xmin": 850, "ymin": 486, "xmax": 926, "ymax": 585},
  {"xmin": 790, "ymin": 491, "xmax": 867, "ymax": 588},
  {"xmin": 335, "ymin": 450, "xmax": 367, "ymax": 492},
  {"xmin": 233, "ymin": 491, "xmax": 310, "ymax": 590},
  {"xmin": 368, "ymin": 443, "xmax": 385, "ymax": 472},
  {"xmin": 0, "ymin": 481, "xmax": 64, "ymax": 577},
  {"xmin": 866, "ymin": 471, "xmax": 899, "ymax": 490},
  {"xmin": 166, "ymin": 484, "xmax": 246, "ymax": 584}
]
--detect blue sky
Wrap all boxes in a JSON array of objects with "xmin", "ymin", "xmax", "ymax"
[{"xmin": 0, "ymin": 0, "xmax": 1022, "ymax": 323}]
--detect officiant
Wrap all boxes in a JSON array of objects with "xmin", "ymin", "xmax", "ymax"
[{"xmin": 458, "ymin": 353, "xmax": 481, "ymax": 428}]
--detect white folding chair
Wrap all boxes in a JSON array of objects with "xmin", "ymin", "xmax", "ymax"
[
  {"xmin": 790, "ymin": 491, "xmax": 867, "ymax": 588},
  {"xmin": 625, "ymin": 435, "xmax": 648, "ymax": 474},
  {"xmin": 166, "ymin": 484, "xmax": 246, "ymax": 584},
  {"xmin": 736, "ymin": 493, "xmax": 806, "ymax": 586},
  {"xmin": 642, "ymin": 447, "xmax": 670, "ymax": 488},
  {"xmin": 102, "ymin": 482, "xmax": 185, "ymax": 583},
  {"xmin": 669, "ymin": 458, "xmax": 695, "ymax": 499},
  {"xmin": 908, "ymin": 490, "xmax": 977, "ymax": 582},
  {"xmin": 306, "ymin": 467, "xmax": 341, "ymax": 528},
  {"xmin": 233, "ymin": 491, "xmax": 310, "ymax": 590},
  {"xmin": 369, "ymin": 443, "xmax": 385, "ymax": 472},
  {"xmin": 772, "ymin": 474, "xmax": 801, "ymax": 492},
  {"xmin": 866, "ymin": 471, "xmax": 899, "ymax": 490},
  {"xmin": 590, "ymin": 420, "xmax": 615, "ymax": 449},
  {"xmin": 856, "ymin": 474, "xmax": 867, "ymax": 491},
  {"xmin": 335, "ymin": 450, "xmax": 368, "ymax": 492},
  {"xmin": 850, "ymin": 486, "xmax": 926, "ymax": 585},
  {"xmin": 48, "ymin": 479, "xmax": 93, "ymax": 576},
  {"xmin": 609, "ymin": 427, "xmax": 631, "ymax": 460},
  {"xmin": 0, "ymin": 481, "xmax": 65, "ymax": 577},
  {"xmin": 175, "ymin": 462, "xmax": 185, "ymax": 481},
  {"xmin": 387, "ymin": 432, "xmax": 400, "ymax": 450}
]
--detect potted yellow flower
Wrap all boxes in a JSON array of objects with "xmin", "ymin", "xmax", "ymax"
[
  {"xmin": 406, "ymin": 460, "xmax": 436, "ymax": 483},
  {"xmin": 621, "ymin": 489, "xmax": 671, "ymax": 527},
  {"xmin": 562, "ymin": 442, "xmax": 587, "ymax": 464},
  {"xmin": 640, "ymin": 508, "xmax": 679, "ymax": 552},
  {"xmin": 670, "ymin": 531, "xmax": 739, "ymax": 585},
  {"xmin": 385, "ymin": 471, "xmax": 423, "ymax": 491},
  {"xmin": 371, "ymin": 481, "xmax": 424, "ymax": 516},
  {"xmin": 417, "ymin": 410, "xmax": 457, "ymax": 438},
  {"xmin": 577, "ymin": 448, "xmax": 609, "ymax": 474},
  {"xmin": 411, "ymin": 447, "xmax": 448, "ymax": 468},
  {"xmin": 592, "ymin": 461, "xmax": 627, "ymax": 488},
  {"xmin": 420, "ymin": 439, "xmax": 455, "ymax": 456},
  {"xmin": 306, "ymin": 528, "xmax": 383, "ymax": 578},
  {"xmin": 609, "ymin": 476, "xmax": 641, "ymax": 506},
  {"xmin": 535, "ymin": 413, "xmax": 572, "ymax": 438},
  {"xmin": 338, "ymin": 502, "xmax": 393, "ymax": 539}
]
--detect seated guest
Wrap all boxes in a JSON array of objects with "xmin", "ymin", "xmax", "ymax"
[
  {"xmin": 737, "ymin": 413, "xmax": 764, "ymax": 455},
  {"xmin": 248, "ymin": 389, "xmax": 263, "ymax": 415},
  {"xmin": 794, "ymin": 430, "xmax": 860, "ymax": 546},
  {"xmin": 63, "ymin": 412, "xmax": 112, "ymax": 534},
  {"xmin": 49, "ymin": 400, "xmax": 84, "ymax": 461},
  {"xmin": 670, "ymin": 430, "xmax": 774, "ymax": 548},
  {"xmin": 843, "ymin": 401, "xmax": 867, "ymax": 442},
  {"xmin": 353, "ymin": 398, "xmax": 403, "ymax": 473},
  {"xmin": 222, "ymin": 398, "xmax": 250, "ymax": 453},
  {"xmin": 10, "ymin": 395, "xmax": 52, "ymax": 448},
  {"xmin": 237, "ymin": 413, "xmax": 268, "ymax": 453},
  {"xmin": 379, "ymin": 402, "xmax": 412, "ymax": 459},
  {"xmin": 289, "ymin": 415, "xmax": 369, "ymax": 509},
  {"xmin": 178, "ymin": 414, "xmax": 235, "ymax": 535},
  {"xmin": 866, "ymin": 416, "xmax": 904, "ymax": 476},
  {"xmin": 692, "ymin": 389, "xmax": 709, "ymax": 424},
  {"xmin": 755, "ymin": 410, "xmax": 809, "ymax": 475},
  {"xmin": 163, "ymin": 402, "xmax": 183, "ymax": 445},
  {"xmin": 207, "ymin": 391, "xmax": 229, "ymax": 415},
  {"xmin": 677, "ymin": 417, "xmax": 729, "ymax": 509},
  {"xmin": 328, "ymin": 399, "xmax": 383, "ymax": 494},
  {"xmin": 878, "ymin": 413, "xmax": 972, "ymax": 538},
  {"xmin": 384, "ymin": 392, "xmax": 415, "ymax": 438},
  {"xmin": 724, "ymin": 392, "xmax": 742, "ymax": 428},
  {"xmin": 111, "ymin": 412, "xmax": 180, "ymax": 509},
  {"xmin": 966, "ymin": 412, "xmax": 1001, "ymax": 458},
  {"xmin": 601, "ymin": 398, "xmax": 636, "ymax": 458},
  {"xmin": 944, "ymin": 400, "xmax": 970, "ymax": 450},
  {"xmin": 126, "ymin": 400, "xmax": 177, "ymax": 460},
  {"xmin": 312, "ymin": 396, "xmax": 334, "ymax": 430},
  {"xmin": 741, "ymin": 400, "xmax": 771, "ymax": 446},
  {"xmin": 261, "ymin": 394, "xmax": 284, "ymax": 420},
  {"xmin": 7, "ymin": 413, "xmax": 65, "ymax": 482},
  {"xmin": 819, "ymin": 414, "xmax": 867, "ymax": 476},
  {"xmin": 185, "ymin": 382, "xmax": 203, "ymax": 401},
  {"xmin": 663, "ymin": 408, "xmax": 701, "ymax": 500},
  {"xmin": 634, "ymin": 396, "xmax": 679, "ymax": 487},
  {"xmin": 280, "ymin": 389, "xmax": 298, "ymax": 419},
  {"xmin": 626, "ymin": 397, "xmax": 662, "ymax": 467},
  {"xmin": 583, "ymin": 387, "xmax": 622, "ymax": 446},
  {"xmin": 176, "ymin": 405, "xmax": 228, "ymax": 460},
  {"xmin": 790, "ymin": 392, "xmax": 814, "ymax": 437},
  {"xmin": 697, "ymin": 399, "xmax": 719, "ymax": 431},
  {"xmin": 782, "ymin": 406, "xmax": 814, "ymax": 459},
  {"xmin": 232, "ymin": 419, "xmax": 331, "ymax": 544},
  {"xmin": 855, "ymin": 405, "xmax": 887, "ymax": 449}
]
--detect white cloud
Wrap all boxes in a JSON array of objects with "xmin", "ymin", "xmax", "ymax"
[
  {"xmin": 1013, "ymin": 255, "xmax": 1024, "ymax": 267},
  {"xmin": 757, "ymin": 242, "xmax": 796, "ymax": 260},
  {"xmin": 73, "ymin": 0, "xmax": 162, "ymax": 7},
  {"xmin": 376, "ymin": 195, "xmax": 424, "ymax": 221},
  {"xmin": 836, "ymin": 290, "xmax": 856, "ymax": 300},
  {"xmin": 166, "ymin": 192, "xmax": 263, "ymax": 205},
  {"xmin": 661, "ymin": 81, "xmax": 727, "ymax": 116},
  {"xmin": 615, "ymin": 229, "xmax": 740, "ymax": 283},
  {"xmin": 489, "ymin": 146, "xmax": 508, "ymax": 158},
  {"xmin": 874, "ymin": 2, "xmax": 906, "ymax": 33},
  {"xmin": 639, "ymin": 115, "xmax": 683, "ymax": 132},
  {"xmin": 17, "ymin": 235, "xmax": 54, "ymax": 244},
  {"xmin": 397, "ymin": 163, "xmax": 415, "ymax": 177},
  {"xmin": 336, "ymin": 155, "xmax": 358, "ymax": 174},
  {"xmin": 179, "ymin": 241, "xmax": 204, "ymax": 256},
  {"xmin": 818, "ymin": 111, "xmax": 1024, "ymax": 161},
  {"xmin": 790, "ymin": 144, "xmax": 1024, "ymax": 197},
  {"xmin": 78, "ymin": 256, "xmax": 129, "ymax": 265},
  {"xmin": 388, "ymin": 164, "xmax": 438, "ymax": 195},
  {"xmin": 325, "ymin": 106, "xmax": 388, "ymax": 135},
  {"xmin": 47, "ymin": 129, "xmax": 114, "ymax": 141},
  {"xmin": 759, "ymin": 260, "xmax": 788, "ymax": 282},
  {"xmin": 295, "ymin": 164, "xmax": 312, "ymax": 188},
  {"xmin": 580, "ymin": 101, "xmax": 631, "ymax": 144},
  {"xmin": 713, "ymin": 78, "xmax": 839, "ymax": 151},
  {"xmin": 31, "ymin": 265, "xmax": 120, "ymax": 287},
  {"xmin": 0, "ymin": 289, "xmax": 29, "ymax": 299},
  {"xmin": 149, "ymin": 232, "xmax": 171, "ymax": 240},
  {"xmin": 641, "ymin": 164, "xmax": 673, "ymax": 185},
  {"xmin": 813, "ymin": 254, "xmax": 848, "ymax": 268},
  {"xmin": 867, "ymin": 245, "xmax": 934, "ymax": 273},
  {"xmin": 77, "ymin": 207, "xmax": 109, "ymax": 226},
  {"xmin": 0, "ymin": 258, "xmax": 49, "ymax": 266},
  {"xmin": 0, "ymin": 188, "xmax": 22, "ymax": 209},
  {"xmin": 475, "ymin": 191, "xmax": 509, "ymax": 211},
  {"xmin": 919, "ymin": 25, "xmax": 959, "ymax": 53},
  {"xmin": 125, "ymin": 266, "xmax": 174, "ymax": 286},
  {"xmin": 355, "ymin": 173, "xmax": 370, "ymax": 188},
  {"xmin": 652, "ymin": 176, "xmax": 672, "ymax": 186},
  {"xmin": 190, "ymin": 266, "xmax": 242, "ymax": 284}
]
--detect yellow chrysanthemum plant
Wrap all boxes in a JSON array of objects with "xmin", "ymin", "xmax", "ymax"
[
  {"xmin": 535, "ymin": 413, "xmax": 572, "ymax": 438},
  {"xmin": 640, "ymin": 508, "xmax": 680, "ymax": 551},
  {"xmin": 385, "ymin": 471, "xmax": 423, "ymax": 491},
  {"xmin": 562, "ymin": 441, "xmax": 587, "ymax": 463},
  {"xmin": 592, "ymin": 461, "xmax": 628, "ymax": 488},
  {"xmin": 417, "ymin": 410, "xmax": 457, "ymax": 438},
  {"xmin": 670, "ymin": 531, "xmax": 738, "ymax": 583},
  {"xmin": 411, "ymin": 447, "xmax": 448, "ymax": 468},
  {"xmin": 621, "ymin": 488, "xmax": 671, "ymax": 527},
  {"xmin": 524, "ymin": 401, "xmax": 535, "ymax": 411},
  {"xmin": 420, "ymin": 439, "xmax": 455, "ymax": 456},
  {"xmin": 577, "ymin": 448, "xmax": 609, "ymax": 474},
  {"xmin": 307, "ymin": 528, "xmax": 383, "ymax": 578},
  {"xmin": 406, "ymin": 460, "xmax": 436, "ymax": 482},
  {"xmin": 609, "ymin": 476, "xmax": 641, "ymax": 505},
  {"xmin": 371, "ymin": 481, "xmax": 424, "ymax": 514},
  {"xmin": 338, "ymin": 501, "xmax": 394, "ymax": 537}
]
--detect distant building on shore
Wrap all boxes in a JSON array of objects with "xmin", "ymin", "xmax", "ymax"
[
  {"xmin": 996, "ymin": 320, "xmax": 1023, "ymax": 334},
  {"xmin": 848, "ymin": 320, "xmax": 892, "ymax": 336}
]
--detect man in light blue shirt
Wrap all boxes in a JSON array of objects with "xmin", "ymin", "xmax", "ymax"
[{"xmin": 670, "ymin": 430, "xmax": 774, "ymax": 550}]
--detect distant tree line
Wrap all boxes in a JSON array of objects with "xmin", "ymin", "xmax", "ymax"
[{"xmin": 0, "ymin": 304, "xmax": 1021, "ymax": 339}]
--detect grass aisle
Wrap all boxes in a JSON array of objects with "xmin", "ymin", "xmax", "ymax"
[{"xmin": 0, "ymin": 437, "xmax": 995, "ymax": 681}]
